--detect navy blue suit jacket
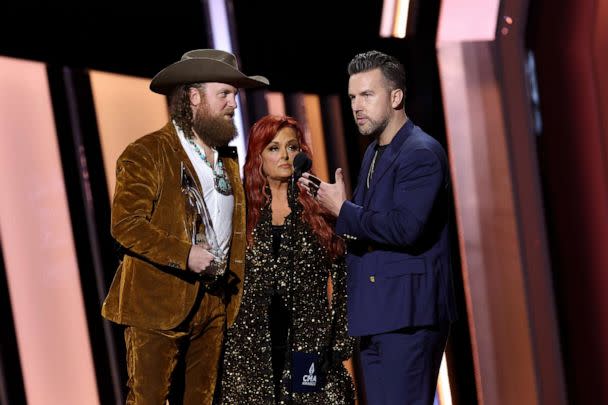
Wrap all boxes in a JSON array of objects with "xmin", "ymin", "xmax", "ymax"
[{"xmin": 336, "ymin": 120, "xmax": 457, "ymax": 336}]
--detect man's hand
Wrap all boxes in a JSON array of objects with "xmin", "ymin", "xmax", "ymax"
[
  {"xmin": 187, "ymin": 244, "xmax": 216, "ymax": 274},
  {"xmin": 299, "ymin": 168, "xmax": 347, "ymax": 217}
]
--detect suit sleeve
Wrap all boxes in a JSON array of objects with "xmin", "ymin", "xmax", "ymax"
[
  {"xmin": 111, "ymin": 142, "xmax": 192, "ymax": 270},
  {"xmin": 336, "ymin": 148, "xmax": 445, "ymax": 247}
]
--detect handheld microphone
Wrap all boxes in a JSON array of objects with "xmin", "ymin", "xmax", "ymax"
[{"xmin": 292, "ymin": 152, "xmax": 312, "ymax": 181}]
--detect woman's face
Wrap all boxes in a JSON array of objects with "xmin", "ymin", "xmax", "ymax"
[{"xmin": 261, "ymin": 126, "xmax": 301, "ymax": 182}]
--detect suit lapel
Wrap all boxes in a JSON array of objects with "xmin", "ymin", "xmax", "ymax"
[
  {"xmin": 364, "ymin": 120, "xmax": 414, "ymax": 203},
  {"xmin": 352, "ymin": 140, "xmax": 377, "ymax": 205}
]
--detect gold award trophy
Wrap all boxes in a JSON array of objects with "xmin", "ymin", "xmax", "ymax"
[{"xmin": 180, "ymin": 162, "xmax": 227, "ymax": 280}]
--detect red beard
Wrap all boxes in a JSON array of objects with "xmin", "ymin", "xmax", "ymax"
[{"xmin": 191, "ymin": 102, "xmax": 238, "ymax": 148}]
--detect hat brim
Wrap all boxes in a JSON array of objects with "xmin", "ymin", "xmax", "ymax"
[{"xmin": 150, "ymin": 58, "xmax": 269, "ymax": 95}]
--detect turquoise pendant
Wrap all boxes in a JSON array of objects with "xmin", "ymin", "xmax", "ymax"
[{"xmin": 214, "ymin": 164, "xmax": 233, "ymax": 196}]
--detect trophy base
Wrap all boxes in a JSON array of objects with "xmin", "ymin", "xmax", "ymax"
[{"xmin": 198, "ymin": 259, "xmax": 227, "ymax": 289}]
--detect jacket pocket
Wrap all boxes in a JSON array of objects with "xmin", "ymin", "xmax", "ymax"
[{"xmin": 380, "ymin": 257, "xmax": 426, "ymax": 278}]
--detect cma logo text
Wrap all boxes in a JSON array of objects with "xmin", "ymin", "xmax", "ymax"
[{"xmin": 302, "ymin": 363, "xmax": 317, "ymax": 386}]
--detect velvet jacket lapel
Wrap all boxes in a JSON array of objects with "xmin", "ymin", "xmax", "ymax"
[{"xmin": 160, "ymin": 122, "xmax": 205, "ymax": 195}]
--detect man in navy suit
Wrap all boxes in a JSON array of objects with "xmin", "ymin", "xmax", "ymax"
[{"xmin": 300, "ymin": 50, "xmax": 457, "ymax": 404}]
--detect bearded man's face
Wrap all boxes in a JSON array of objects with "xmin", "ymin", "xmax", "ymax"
[{"xmin": 191, "ymin": 82, "xmax": 239, "ymax": 148}]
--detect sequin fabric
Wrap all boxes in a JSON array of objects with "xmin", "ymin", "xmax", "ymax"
[{"xmin": 218, "ymin": 189, "xmax": 355, "ymax": 404}]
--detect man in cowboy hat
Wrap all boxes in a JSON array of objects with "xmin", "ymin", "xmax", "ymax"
[{"xmin": 101, "ymin": 49, "xmax": 268, "ymax": 404}]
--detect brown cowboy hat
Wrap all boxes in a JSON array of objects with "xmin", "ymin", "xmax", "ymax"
[{"xmin": 150, "ymin": 49, "xmax": 269, "ymax": 95}]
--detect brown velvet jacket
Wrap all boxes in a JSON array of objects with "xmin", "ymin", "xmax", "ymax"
[{"xmin": 101, "ymin": 122, "xmax": 246, "ymax": 330}]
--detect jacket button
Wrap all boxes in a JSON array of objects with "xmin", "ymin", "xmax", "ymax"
[{"xmin": 369, "ymin": 276, "xmax": 375, "ymax": 283}]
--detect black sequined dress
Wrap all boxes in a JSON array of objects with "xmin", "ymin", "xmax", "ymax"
[{"xmin": 219, "ymin": 190, "xmax": 355, "ymax": 404}]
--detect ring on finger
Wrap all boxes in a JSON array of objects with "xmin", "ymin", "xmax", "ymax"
[
  {"xmin": 308, "ymin": 175, "xmax": 321, "ymax": 187},
  {"xmin": 310, "ymin": 183, "xmax": 319, "ymax": 196}
]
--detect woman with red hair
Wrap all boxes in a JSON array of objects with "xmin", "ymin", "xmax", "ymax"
[{"xmin": 219, "ymin": 115, "xmax": 355, "ymax": 404}]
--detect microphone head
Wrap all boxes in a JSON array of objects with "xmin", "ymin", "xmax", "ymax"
[{"xmin": 293, "ymin": 152, "xmax": 312, "ymax": 180}]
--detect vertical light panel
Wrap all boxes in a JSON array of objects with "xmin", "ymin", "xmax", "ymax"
[
  {"xmin": 437, "ymin": 41, "xmax": 536, "ymax": 405},
  {"xmin": 89, "ymin": 70, "xmax": 169, "ymax": 197},
  {"xmin": 594, "ymin": 0, "xmax": 608, "ymax": 176},
  {"xmin": 380, "ymin": 0, "xmax": 398, "ymax": 37},
  {"xmin": 323, "ymin": 96, "xmax": 352, "ymax": 195},
  {"xmin": 436, "ymin": 0, "xmax": 567, "ymax": 399},
  {"xmin": 0, "ymin": 56, "xmax": 99, "ymax": 405},
  {"xmin": 303, "ymin": 95, "xmax": 330, "ymax": 182},
  {"xmin": 437, "ymin": 0, "xmax": 500, "ymax": 42},
  {"xmin": 380, "ymin": 0, "xmax": 412, "ymax": 38},
  {"xmin": 206, "ymin": 0, "xmax": 247, "ymax": 171},
  {"xmin": 394, "ymin": 0, "xmax": 412, "ymax": 38},
  {"xmin": 266, "ymin": 92, "xmax": 286, "ymax": 116}
]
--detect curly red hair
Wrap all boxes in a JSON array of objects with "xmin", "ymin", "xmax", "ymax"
[{"xmin": 244, "ymin": 115, "xmax": 344, "ymax": 259}]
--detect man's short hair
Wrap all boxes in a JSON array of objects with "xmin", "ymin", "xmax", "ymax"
[{"xmin": 348, "ymin": 50, "xmax": 406, "ymax": 92}]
